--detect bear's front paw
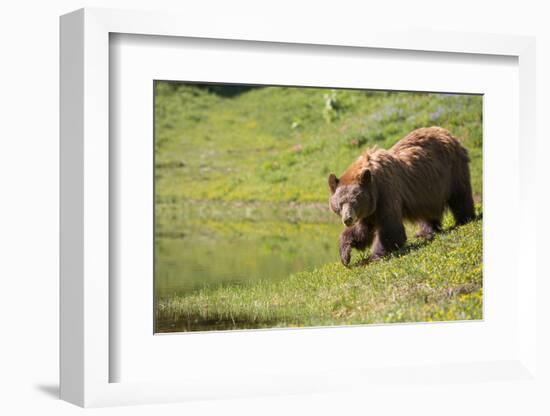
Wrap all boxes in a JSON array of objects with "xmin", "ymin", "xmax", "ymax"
[
  {"xmin": 369, "ymin": 253, "xmax": 383, "ymax": 262},
  {"xmin": 415, "ymin": 229, "xmax": 435, "ymax": 240},
  {"xmin": 339, "ymin": 243, "xmax": 352, "ymax": 267},
  {"xmin": 369, "ymin": 244, "xmax": 385, "ymax": 262}
]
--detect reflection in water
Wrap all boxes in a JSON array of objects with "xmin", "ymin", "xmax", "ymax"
[{"xmin": 155, "ymin": 221, "xmax": 341, "ymax": 299}]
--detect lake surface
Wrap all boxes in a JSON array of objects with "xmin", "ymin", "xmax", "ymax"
[
  {"xmin": 154, "ymin": 201, "xmax": 342, "ymax": 304},
  {"xmin": 155, "ymin": 220, "xmax": 341, "ymax": 299}
]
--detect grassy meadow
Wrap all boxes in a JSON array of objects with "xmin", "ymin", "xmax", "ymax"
[{"xmin": 154, "ymin": 82, "xmax": 483, "ymax": 332}]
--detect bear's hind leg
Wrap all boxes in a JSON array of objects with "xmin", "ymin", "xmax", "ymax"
[
  {"xmin": 448, "ymin": 182, "xmax": 475, "ymax": 226},
  {"xmin": 449, "ymin": 158, "xmax": 475, "ymax": 225}
]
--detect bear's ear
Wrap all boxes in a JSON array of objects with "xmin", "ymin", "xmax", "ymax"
[
  {"xmin": 328, "ymin": 173, "xmax": 339, "ymax": 194},
  {"xmin": 360, "ymin": 169, "xmax": 372, "ymax": 186}
]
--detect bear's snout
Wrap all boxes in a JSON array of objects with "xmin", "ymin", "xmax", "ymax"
[{"xmin": 341, "ymin": 203, "xmax": 356, "ymax": 227}]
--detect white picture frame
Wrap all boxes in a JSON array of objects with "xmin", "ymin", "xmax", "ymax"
[{"xmin": 60, "ymin": 7, "xmax": 539, "ymax": 408}]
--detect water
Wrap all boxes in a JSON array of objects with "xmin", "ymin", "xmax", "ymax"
[{"xmin": 155, "ymin": 218, "xmax": 342, "ymax": 300}]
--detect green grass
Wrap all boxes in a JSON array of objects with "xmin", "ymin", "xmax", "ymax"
[
  {"xmin": 154, "ymin": 83, "xmax": 483, "ymax": 332},
  {"xmin": 157, "ymin": 212, "xmax": 482, "ymax": 332},
  {"xmin": 155, "ymin": 84, "xmax": 482, "ymax": 204}
]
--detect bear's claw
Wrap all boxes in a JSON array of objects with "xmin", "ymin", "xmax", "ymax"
[{"xmin": 340, "ymin": 244, "xmax": 351, "ymax": 267}]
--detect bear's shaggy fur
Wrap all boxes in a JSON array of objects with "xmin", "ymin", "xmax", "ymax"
[{"xmin": 328, "ymin": 126, "xmax": 475, "ymax": 266}]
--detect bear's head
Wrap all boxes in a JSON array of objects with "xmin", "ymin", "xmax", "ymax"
[{"xmin": 328, "ymin": 169, "xmax": 377, "ymax": 227}]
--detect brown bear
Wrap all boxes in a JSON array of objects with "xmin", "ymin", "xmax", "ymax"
[{"xmin": 328, "ymin": 126, "xmax": 475, "ymax": 266}]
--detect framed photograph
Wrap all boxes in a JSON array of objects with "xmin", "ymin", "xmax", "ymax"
[
  {"xmin": 60, "ymin": 8, "xmax": 539, "ymax": 408},
  {"xmin": 152, "ymin": 82, "xmax": 483, "ymax": 334}
]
